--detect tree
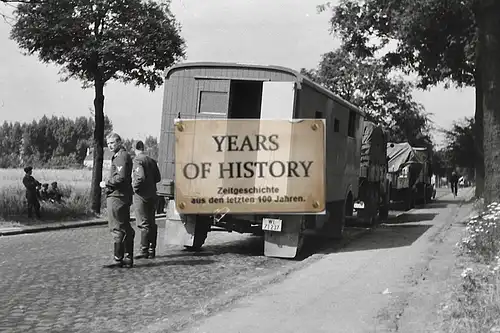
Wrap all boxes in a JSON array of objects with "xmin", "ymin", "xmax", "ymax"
[
  {"xmin": 321, "ymin": 0, "xmax": 485, "ymax": 197},
  {"xmin": 431, "ymin": 149, "xmax": 450, "ymax": 179},
  {"xmin": 301, "ymin": 48, "xmax": 433, "ymax": 147},
  {"xmin": 477, "ymin": 0, "xmax": 500, "ymax": 204},
  {"xmin": 10, "ymin": 0, "xmax": 186, "ymax": 213},
  {"xmin": 444, "ymin": 117, "xmax": 475, "ymax": 173}
]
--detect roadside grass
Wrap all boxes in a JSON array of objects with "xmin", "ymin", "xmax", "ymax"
[
  {"xmin": 0, "ymin": 168, "xmax": 108, "ymax": 224},
  {"xmin": 442, "ymin": 199, "xmax": 500, "ymax": 332}
]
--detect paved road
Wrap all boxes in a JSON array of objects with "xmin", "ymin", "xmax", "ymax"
[
  {"xmin": 180, "ymin": 188, "xmax": 475, "ymax": 333},
  {"xmin": 0, "ymin": 188, "xmax": 458, "ymax": 333}
]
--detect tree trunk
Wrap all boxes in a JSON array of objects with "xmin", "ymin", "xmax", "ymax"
[
  {"xmin": 90, "ymin": 78, "xmax": 105, "ymax": 214},
  {"xmin": 474, "ymin": 70, "xmax": 485, "ymax": 198},
  {"xmin": 478, "ymin": 0, "xmax": 500, "ymax": 204}
]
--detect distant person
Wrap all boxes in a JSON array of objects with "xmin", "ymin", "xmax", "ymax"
[
  {"xmin": 450, "ymin": 171, "xmax": 459, "ymax": 197},
  {"xmin": 132, "ymin": 140, "xmax": 162, "ymax": 260},
  {"xmin": 431, "ymin": 174, "xmax": 437, "ymax": 199},
  {"xmin": 22, "ymin": 166, "xmax": 42, "ymax": 219},
  {"xmin": 100, "ymin": 132, "xmax": 135, "ymax": 268},
  {"xmin": 47, "ymin": 181, "xmax": 63, "ymax": 203}
]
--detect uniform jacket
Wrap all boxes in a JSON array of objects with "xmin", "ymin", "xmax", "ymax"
[
  {"xmin": 23, "ymin": 174, "xmax": 41, "ymax": 199},
  {"xmin": 132, "ymin": 152, "xmax": 161, "ymax": 199},
  {"xmin": 105, "ymin": 147, "xmax": 133, "ymax": 201}
]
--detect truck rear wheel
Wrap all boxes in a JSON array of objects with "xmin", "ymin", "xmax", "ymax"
[
  {"xmin": 379, "ymin": 188, "xmax": 390, "ymax": 221},
  {"xmin": 379, "ymin": 205, "xmax": 389, "ymax": 220},
  {"xmin": 330, "ymin": 199, "xmax": 347, "ymax": 239},
  {"xmin": 184, "ymin": 216, "xmax": 210, "ymax": 251},
  {"xmin": 405, "ymin": 189, "xmax": 414, "ymax": 210}
]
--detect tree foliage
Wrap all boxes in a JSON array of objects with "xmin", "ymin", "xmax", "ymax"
[
  {"xmin": 321, "ymin": 0, "xmax": 485, "ymax": 197},
  {"xmin": 321, "ymin": 0, "xmax": 476, "ymax": 89},
  {"xmin": 444, "ymin": 117, "xmax": 475, "ymax": 171},
  {"xmin": 11, "ymin": 0, "xmax": 186, "ymax": 90},
  {"xmin": 301, "ymin": 48, "xmax": 433, "ymax": 147},
  {"xmin": 0, "ymin": 115, "xmax": 113, "ymax": 168},
  {"xmin": 10, "ymin": 0, "xmax": 186, "ymax": 213}
]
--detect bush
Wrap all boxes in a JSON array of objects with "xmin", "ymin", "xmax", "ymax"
[
  {"xmin": 443, "ymin": 201, "xmax": 500, "ymax": 332},
  {"xmin": 458, "ymin": 201, "xmax": 500, "ymax": 263}
]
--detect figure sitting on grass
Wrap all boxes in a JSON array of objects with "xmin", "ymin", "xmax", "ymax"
[
  {"xmin": 47, "ymin": 182, "xmax": 64, "ymax": 204},
  {"xmin": 39, "ymin": 183, "xmax": 49, "ymax": 201}
]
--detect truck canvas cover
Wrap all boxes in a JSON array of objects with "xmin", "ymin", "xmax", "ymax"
[
  {"xmin": 360, "ymin": 121, "xmax": 386, "ymax": 168},
  {"xmin": 386, "ymin": 142, "xmax": 423, "ymax": 173}
]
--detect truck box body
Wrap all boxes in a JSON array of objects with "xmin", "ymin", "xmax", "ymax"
[
  {"xmin": 157, "ymin": 62, "xmax": 364, "ymax": 207},
  {"xmin": 359, "ymin": 121, "xmax": 387, "ymax": 183},
  {"xmin": 387, "ymin": 142, "xmax": 423, "ymax": 190}
]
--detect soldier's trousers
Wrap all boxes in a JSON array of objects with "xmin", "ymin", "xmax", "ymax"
[
  {"xmin": 107, "ymin": 196, "xmax": 135, "ymax": 260},
  {"xmin": 133, "ymin": 195, "xmax": 158, "ymax": 254},
  {"xmin": 26, "ymin": 193, "xmax": 41, "ymax": 218}
]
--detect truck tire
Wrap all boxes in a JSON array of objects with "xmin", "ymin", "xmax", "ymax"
[
  {"xmin": 330, "ymin": 199, "xmax": 347, "ymax": 239},
  {"xmin": 405, "ymin": 189, "xmax": 414, "ymax": 210},
  {"xmin": 184, "ymin": 216, "xmax": 210, "ymax": 251},
  {"xmin": 379, "ymin": 205, "xmax": 389, "ymax": 220},
  {"xmin": 379, "ymin": 187, "xmax": 390, "ymax": 221}
]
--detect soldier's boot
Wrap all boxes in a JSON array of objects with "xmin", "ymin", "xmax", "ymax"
[
  {"xmin": 113, "ymin": 242, "xmax": 124, "ymax": 267},
  {"xmin": 122, "ymin": 230, "xmax": 135, "ymax": 268},
  {"xmin": 135, "ymin": 230, "xmax": 150, "ymax": 259},
  {"xmin": 148, "ymin": 224, "xmax": 158, "ymax": 259}
]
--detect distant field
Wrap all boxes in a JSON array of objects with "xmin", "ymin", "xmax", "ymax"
[{"xmin": 0, "ymin": 168, "xmax": 94, "ymax": 189}]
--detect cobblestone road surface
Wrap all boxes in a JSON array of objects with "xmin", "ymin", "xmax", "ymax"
[
  {"xmin": 0, "ymin": 189, "xmax": 453, "ymax": 333},
  {"xmin": 1, "ymin": 218, "xmax": 359, "ymax": 333}
]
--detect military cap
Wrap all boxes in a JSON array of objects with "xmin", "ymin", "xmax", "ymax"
[
  {"xmin": 24, "ymin": 166, "xmax": 33, "ymax": 173},
  {"xmin": 133, "ymin": 140, "xmax": 145, "ymax": 151}
]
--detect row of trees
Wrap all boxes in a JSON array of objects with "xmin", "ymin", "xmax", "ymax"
[
  {"xmin": 0, "ymin": 115, "xmax": 159, "ymax": 168},
  {"xmin": 0, "ymin": 115, "xmax": 112, "ymax": 168},
  {"xmin": 319, "ymin": 0, "xmax": 500, "ymax": 203},
  {"xmin": 300, "ymin": 48, "xmax": 433, "ymax": 148}
]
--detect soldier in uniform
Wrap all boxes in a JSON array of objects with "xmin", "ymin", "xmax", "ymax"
[
  {"xmin": 132, "ymin": 140, "xmax": 161, "ymax": 259},
  {"xmin": 100, "ymin": 133, "xmax": 135, "ymax": 268},
  {"xmin": 22, "ymin": 166, "xmax": 42, "ymax": 218},
  {"xmin": 450, "ymin": 171, "xmax": 459, "ymax": 197},
  {"xmin": 48, "ymin": 181, "xmax": 63, "ymax": 203}
]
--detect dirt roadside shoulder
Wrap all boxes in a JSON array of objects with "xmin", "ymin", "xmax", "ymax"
[{"xmin": 378, "ymin": 188, "xmax": 476, "ymax": 332}]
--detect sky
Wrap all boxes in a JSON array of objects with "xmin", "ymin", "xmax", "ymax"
[{"xmin": 0, "ymin": 0, "xmax": 475, "ymax": 147}]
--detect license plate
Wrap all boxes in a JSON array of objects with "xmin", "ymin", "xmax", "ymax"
[
  {"xmin": 262, "ymin": 218, "xmax": 282, "ymax": 232},
  {"xmin": 354, "ymin": 201, "xmax": 365, "ymax": 209}
]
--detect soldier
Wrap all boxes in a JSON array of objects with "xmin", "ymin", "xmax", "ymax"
[
  {"xmin": 39, "ymin": 183, "xmax": 49, "ymax": 201},
  {"xmin": 132, "ymin": 140, "xmax": 161, "ymax": 259},
  {"xmin": 48, "ymin": 181, "xmax": 63, "ymax": 203},
  {"xmin": 450, "ymin": 171, "xmax": 459, "ymax": 197},
  {"xmin": 22, "ymin": 166, "xmax": 42, "ymax": 219},
  {"xmin": 100, "ymin": 132, "xmax": 135, "ymax": 268}
]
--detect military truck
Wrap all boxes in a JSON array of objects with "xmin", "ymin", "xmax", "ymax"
[
  {"xmin": 157, "ymin": 61, "xmax": 375, "ymax": 259},
  {"xmin": 386, "ymin": 142, "xmax": 433, "ymax": 210},
  {"xmin": 352, "ymin": 121, "xmax": 390, "ymax": 225}
]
